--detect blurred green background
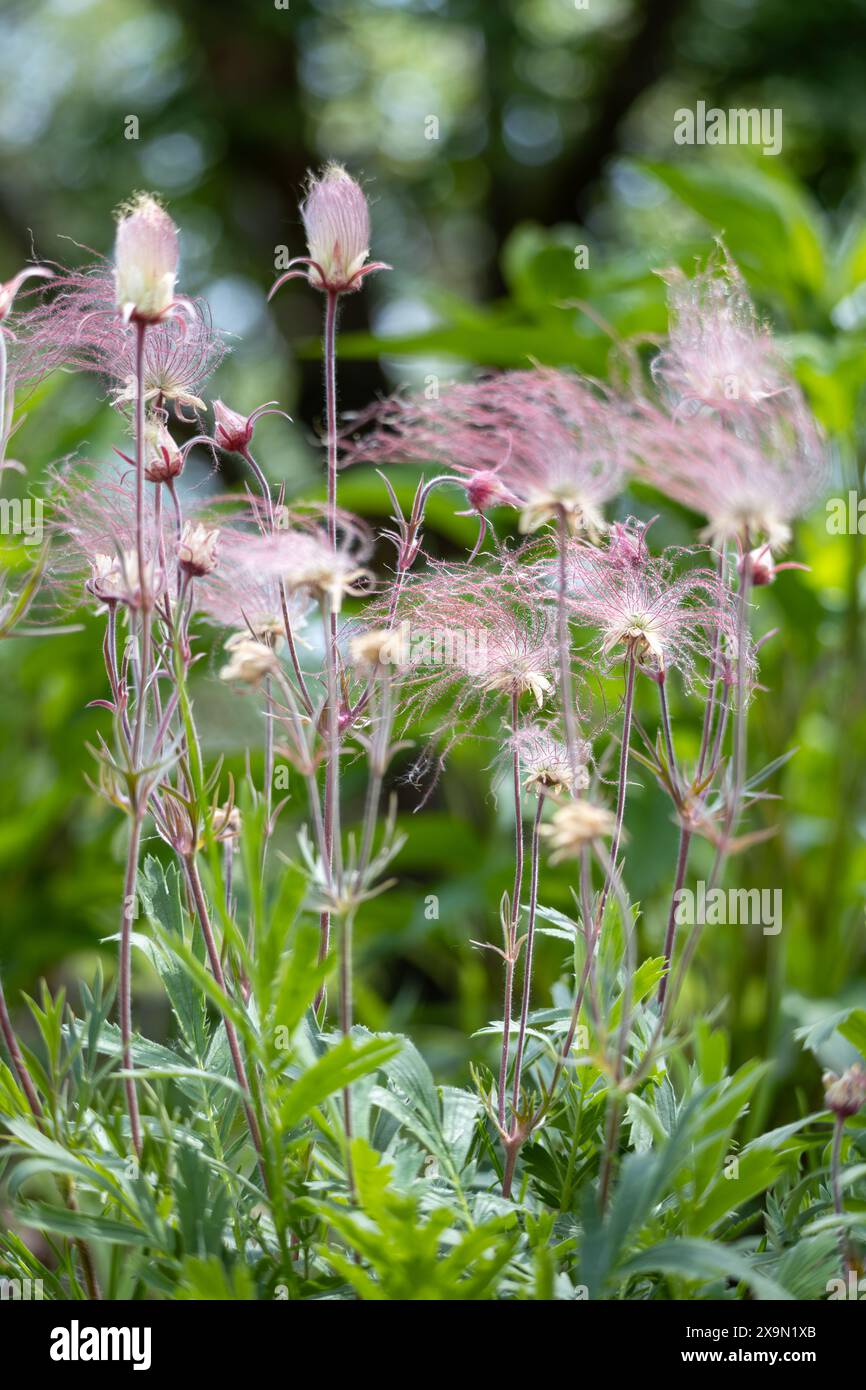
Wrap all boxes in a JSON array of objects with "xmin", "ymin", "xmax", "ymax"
[{"xmin": 1, "ymin": 0, "xmax": 865, "ymax": 1126}]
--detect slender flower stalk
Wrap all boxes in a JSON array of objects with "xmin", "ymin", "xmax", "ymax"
[
  {"xmin": 510, "ymin": 794, "xmax": 544, "ymax": 1116},
  {"xmin": 497, "ymin": 687, "xmax": 525, "ymax": 1132},
  {"xmin": 0, "ymin": 973, "xmax": 44, "ymax": 1122}
]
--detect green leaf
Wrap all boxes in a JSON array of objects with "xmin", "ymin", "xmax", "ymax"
[
  {"xmin": 620, "ymin": 1237, "xmax": 793, "ymax": 1300},
  {"xmin": 279, "ymin": 1033, "xmax": 401, "ymax": 1132}
]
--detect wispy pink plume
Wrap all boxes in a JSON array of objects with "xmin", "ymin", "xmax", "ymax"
[
  {"xmin": 534, "ymin": 519, "xmax": 746, "ymax": 689},
  {"xmin": 12, "ymin": 263, "xmax": 225, "ymax": 416},
  {"xmin": 341, "ymin": 367, "xmax": 628, "ymax": 535},
  {"xmin": 636, "ymin": 250, "xmax": 826, "ymax": 548}
]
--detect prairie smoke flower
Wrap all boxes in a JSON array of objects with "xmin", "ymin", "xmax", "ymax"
[
  {"xmin": 513, "ymin": 723, "xmax": 590, "ymax": 798},
  {"xmin": 114, "ymin": 194, "xmax": 180, "ymax": 324},
  {"xmin": 194, "ymin": 523, "xmax": 310, "ymax": 641},
  {"xmin": 85, "ymin": 549, "xmax": 163, "ymax": 612},
  {"xmin": 652, "ymin": 248, "xmax": 789, "ymax": 421},
  {"xmin": 220, "ymin": 633, "xmax": 279, "ymax": 685},
  {"xmin": 631, "ymin": 403, "xmax": 824, "ymax": 551},
  {"xmin": 543, "ymin": 520, "xmax": 741, "ymax": 686},
  {"xmin": 212, "ymin": 399, "xmax": 291, "ymax": 454},
  {"xmin": 539, "ymin": 800, "xmax": 615, "ymax": 861},
  {"xmin": 212, "ymin": 804, "xmax": 242, "ymax": 841},
  {"xmin": 269, "ymin": 164, "xmax": 390, "ymax": 300},
  {"xmin": 634, "ymin": 250, "xmax": 826, "ymax": 549},
  {"xmin": 236, "ymin": 522, "xmax": 373, "ymax": 613},
  {"xmin": 343, "ymin": 368, "xmax": 626, "ymax": 539},
  {"xmin": 823, "ymin": 1065, "xmax": 866, "ymax": 1119},
  {"xmin": 14, "ymin": 266, "xmax": 224, "ymax": 417},
  {"xmin": 178, "ymin": 522, "xmax": 219, "ymax": 577},
  {"xmin": 385, "ymin": 559, "xmax": 558, "ymax": 728},
  {"xmin": 144, "ymin": 417, "xmax": 183, "ymax": 482}
]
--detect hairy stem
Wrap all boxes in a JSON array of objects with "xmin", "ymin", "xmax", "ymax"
[
  {"xmin": 119, "ymin": 809, "xmax": 144, "ymax": 1158},
  {"xmin": 831, "ymin": 1114, "xmax": 852, "ymax": 1278},
  {"xmin": 599, "ymin": 646, "xmax": 637, "ymax": 916},
  {"xmin": 497, "ymin": 688, "xmax": 524, "ymax": 1131},
  {"xmin": 0, "ymin": 972, "xmax": 43, "ymax": 1121},
  {"xmin": 510, "ymin": 795, "xmax": 544, "ymax": 1118}
]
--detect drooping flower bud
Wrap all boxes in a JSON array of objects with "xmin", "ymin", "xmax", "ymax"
[
  {"xmin": 823, "ymin": 1064, "xmax": 866, "ymax": 1119},
  {"xmin": 144, "ymin": 418, "xmax": 183, "ymax": 483},
  {"xmin": 114, "ymin": 194, "xmax": 180, "ymax": 324},
  {"xmin": 743, "ymin": 545, "xmax": 775, "ymax": 586},
  {"xmin": 301, "ymin": 164, "xmax": 373, "ymax": 294},
  {"xmin": 464, "ymin": 470, "xmax": 513, "ymax": 514},
  {"xmin": 178, "ymin": 522, "xmax": 220, "ymax": 578},
  {"xmin": 213, "ymin": 400, "xmax": 254, "ymax": 454},
  {"xmin": 0, "ymin": 266, "xmax": 51, "ymax": 323}
]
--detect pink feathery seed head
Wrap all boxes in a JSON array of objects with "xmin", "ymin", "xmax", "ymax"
[
  {"xmin": 114, "ymin": 193, "xmax": 180, "ymax": 324},
  {"xmin": 543, "ymin": 519, "xmax": 746, "ymax": 688},
  {"xmin": 12, "ymin": 264, "xmax": 225, "ymax": 418},
  {"xmin": 652, "ymin": 244, "xmax": 789, "ymax": 422},
  {"xmin": 629, "ymin": 397, "xmax": 826, "ymax": 551},
  {"xmin": 381, "ymin": 556, "xmax": 561, "ymax": 732},
  {"xmin": 511, "ymin": 721, "xmax": 591, "ymax": 798},
  {"xmin": 196, "ymin": 533, "xmax": 310, "ymax": 643},
  {"xmin": 342, "ymin": 368, "xmax": 627, "ymax": 538},
  {"xmin": 48, "ymin": 463, "xmax": 220, "ymax": 614},
  {"xmin": 228, "ymin": 512, "xmax": 374, "ymax": 614}
]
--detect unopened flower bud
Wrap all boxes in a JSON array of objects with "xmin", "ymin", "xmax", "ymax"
[
  {"xmin": 465, "ymin": 470, "xmax": 510, "ymax": 513},
  {"xmin": 144, "ymin": 418, "xmax": 183, "ymax": 483},
  {"xmin": 302, "ymin": 164, "xmax": 372, "ymax": 294},
  {"xmin": 743, "ymin": 545, "xmax": 775, "ymax": 586},
  {"xmin": 114, "ymin": 194, "xmax": 179, "ymax": 324},
  {"xmin": 213, "ymin": 400, "xmax": 254, "ymax": 454},
  {"xmin": 0, "ymin": 266, "xmax": 51, "ymax": 323},
  {"xmin": 178, "ymin": 522, "xmax": 219, "ymax": 577},
  {"xmin": 823, "ymin": 1064, "xmax": 866, "ymax": 1119}
]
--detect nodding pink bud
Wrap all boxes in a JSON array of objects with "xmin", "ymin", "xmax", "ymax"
[
  {"xmin": 213, "ymin": 399, "xmax": 254, "ymax": 454},
  {"xmin": 114, "ymin": 194, "xmax": 179, "ymax": 324},
  {"xmin": 823, "ymin": 1064, "xmax": 866, "ymax": 1119},
  {"xmin": 178, "ymin": 522, "xmax": 220, "ymax": 577},
  {"xmin": 465, "ymin": 470, "xmax": 509, "ymax": 514},
  {"xmin": 0, "ymin": 266, "xmax": 51, "ymax": 323},
  {"xmin": 302, "ymin": 163, "xmax": 371, "ymax": 294},
  {"xmin": 742, "ymin": 545, "xmax": 774, "ymax": 586},
  {"xmin": 144, "ymin": 418, "xmax": 183, "ymax": 482}
]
